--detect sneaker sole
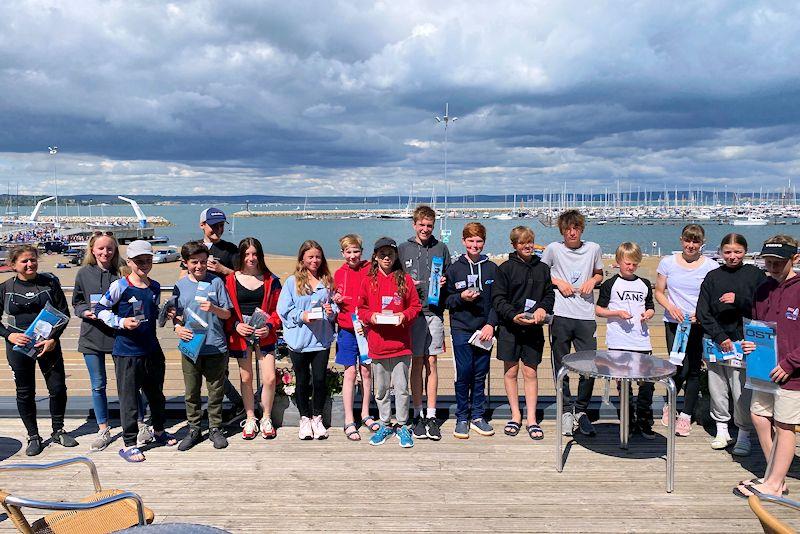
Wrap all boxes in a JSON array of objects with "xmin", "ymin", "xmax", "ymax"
[
  {"xmin": 426, "ymin": 434, "xmax": 442, "ymax": 441},
  {"xmin": 396, "ymin": 434, "xmax": 414, "ymax": 448},
  {"xmin": 470, "ymin": 424, "xmax": 495, "ymax": 436},
  {"xmin": 641, "ymin": 433, "xmax": 656, "ymax": 440},
  {"xmin": 453, "ymin": 431, "xmax": 469, "ymax": 439},
  {"xmin": 369, "ymin": 437, "xmax": 389, "ymax": 446},
  {"xmin": 711, "ymin": 440, "xmax": 734, "ymax": 450}
]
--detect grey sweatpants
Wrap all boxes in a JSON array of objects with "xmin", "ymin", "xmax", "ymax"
[
  {"xmin": 708, "ymin": 363, "xmax": 753, "ymax": 432},
  {"xmin": 373, "ymin": 355, "xmax": 411, "ymax": 426}
]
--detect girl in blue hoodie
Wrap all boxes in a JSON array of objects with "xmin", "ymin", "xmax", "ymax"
[
  {"xmin": 277, "ymin": 240, "xmax": 338, "ymax": 440},
  {"xmin": 445, "ymin": 223, "xmax": 499, "ymax": 439}
]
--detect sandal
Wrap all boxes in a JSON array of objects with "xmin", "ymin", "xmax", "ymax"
[
  {"xmin": 119, "ymin": 447, "xmax": 145, "ymax": 463},
  {"xmin": 526, "ymin": 424, "xmax": 544, "ymax": 440},
  {"xmin": 361, "ymin": 416, "xmax": 380, "ymax": 433},
  {"xmin": 344, "ymin": 422, "xmax": 361, "ymax": 441},
  {"xmin": 152, "ymin": 431, "xmax": 178, "ymax": 447},
  {"xmin": 738, "ymin": 478, "xmax": 789, "ymax": 495},
  {"xmin": 504, "ymin": 421, "xmax": 522, "ymax": 437}
]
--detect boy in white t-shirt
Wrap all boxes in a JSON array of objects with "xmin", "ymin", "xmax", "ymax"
[
  {"xmin": 596, "ymin": 242, "xmax": 656, "ymax": 438},
  {"xmin": 542, "ymin": 210, "xmax": 604, "ymax": 437}
]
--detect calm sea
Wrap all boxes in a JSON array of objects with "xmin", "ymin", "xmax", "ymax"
[{"xmin": 37, "ymin": 202, "xmax": 799, "ymax": 258}]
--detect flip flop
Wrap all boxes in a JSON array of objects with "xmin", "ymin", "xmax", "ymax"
[
  {"xmin": 526, "ymin": 424, "xmax": 544, "ymax": 441},
  {"xmin": 153, "ymin": 431, "xmax": 178, "ymax": 447},
  {"xmin": 738, "ymin": 478, "xmax": 790, "ymax": 495},
  {"xmin": 504, "ymin": 421, "xmax": 521, "ymax": 437},
  {"xmin": 361, "ymin": 416, "xmax": 380, "ymax": 433},
  {"xmin": 344, "ymin": 422, "xmax": 361, "ymax": 441},
  {"xmin": 733, "ymin": 483, "xmax": 787, "ymax": 500},
  {"xmin": 119, "ymin": 447, "xmax": 145, "ymax": 463}
]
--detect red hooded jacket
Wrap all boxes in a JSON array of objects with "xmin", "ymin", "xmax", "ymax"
[
  {"xmin": 224, "ymin": 272, "xmax": 282, "ymax": 351},
  {"xmin": 356, "ymin": 268, "xmax": 421, "ymax": 360},
  {"xmin": 752, "ymin": 274, "xmax": 800, "ymax": 390},
  {"xmin": 333, "ymin": 260, "xmax": 370, "ymax": 330}
]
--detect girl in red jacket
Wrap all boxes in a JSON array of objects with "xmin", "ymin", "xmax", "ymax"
[
  {"xmin": 332, "ymin": 234, "xmax": 379, "ymax": 441},
  {"xmin": 357, "ymin": 237, "xmax": 421, "ymax": 448},
  {"xmin": 224, "ymin": 237, "xmax": 282, "ymax": 440}
]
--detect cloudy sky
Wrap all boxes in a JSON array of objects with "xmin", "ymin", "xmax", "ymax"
[{"xmin": 0, "ymin": 1, "xmax": 798, "ymax": 197}]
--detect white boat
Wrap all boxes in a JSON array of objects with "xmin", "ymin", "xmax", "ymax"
[
  {"xmin": 732, "ymin": 217, "xmax": 768, "ymax": 226},
  {"xmin": 492, "ymin": 213, "xmax": 513, "ymax": 220}
]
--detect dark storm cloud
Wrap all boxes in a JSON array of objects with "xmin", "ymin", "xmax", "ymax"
[{"xmin": 0, "ymin": 1, "xmax": 799, "ymax": 195}]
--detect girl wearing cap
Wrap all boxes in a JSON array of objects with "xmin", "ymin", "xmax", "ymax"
[
  {"xmin": 277, "ymin": 240, "xmax": 338, "ymax": 440},
  {"xmin": 734, "ymin": 235, "xmax": 800, "ymax": 499},
  {"xmin": 356, "ymin": 237, "xmax": 422, "ymax": 448},
  {"xmin": 654, "ymin": 224, "xmax": 718, "ymax": 436},
  {"xmin": 0, "ymin": 245, "xmax": 75, "ymax": 456},
  {"xmin": 697, "ymin": 233, "xmax": 766, "ymax": 455}
]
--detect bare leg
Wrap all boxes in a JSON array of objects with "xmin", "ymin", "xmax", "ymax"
[
  {"xmin": 522, "ymin": 363, "xmax": 539, "ymax": 426},
  {"xmin": 504, "ymin": 362, "xmax": 521, "ymax": 423},
  {"xmin": 237, "ymin": 352, "xmax": 255, "ymax": 420},
  {"xmin": 425, "ymin": 354, "xmax": 438, "ymax": 410},
  {"xmin": 751, "ymin": 422, "xmax": 795, "ymax": 497},
  {"xmin": 342, "ymin": 365, "xmax": 357, "ymax": 425},
  {"xmin": 258, "ymin": 350, "xmax": 276, "ymax": 418},
  {"xmin": 359, "ymin": 364, "xmax": 373, "ymax": 420},
  {"xmin": 751, "ymin": 412, "xmax": 774, "ymax": 463}
]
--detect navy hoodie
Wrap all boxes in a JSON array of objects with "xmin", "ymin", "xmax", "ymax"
[{"xmin": 445, "ymin": 254, "xmax": 499, "ymax": 333}]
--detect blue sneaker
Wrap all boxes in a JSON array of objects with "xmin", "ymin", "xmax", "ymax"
[
  {"xmin": 369, "ymin": 425, "xmax": 394, "ymax": 446},
  {"xmin": 453, "ymin": 420, "xmax": 470, "ymax": 439},
  {"xmin": 396, "ymin": 425, "xmax": 414, "ymax": 448}
]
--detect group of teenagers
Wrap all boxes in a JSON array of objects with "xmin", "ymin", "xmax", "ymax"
[{"xmin": 2, "ymin": 205, "xmax": 799, "ymax": 498}]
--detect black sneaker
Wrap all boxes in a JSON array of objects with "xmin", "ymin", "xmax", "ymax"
[
  {"xmin": 639, "ymin": 422, "xmax": 656, "ymax": 440},
  {"xmin": 178, "ymin": 428, "xmax": 203, "ymax": 451},
  {"xmin": 425, "ymin": 418, "xmax": 442, "ymax": 441},
  {"xmin": 413, "ymin": 416, "xmax": 428, "ymax": 439},
  {"xmin": 209, "ymin": 428, "xmax": 228, "ymax": 449},
  {"xmin": 51, "ymin": 429, "xmax": 78, "ymax": 447},
  {"xmin": 26, "ymin": 435, "xmax": 43, "ymax": 456},
  {"xmin": 575, "ymin": 412, "xmax": 596, "ymax": 437}
]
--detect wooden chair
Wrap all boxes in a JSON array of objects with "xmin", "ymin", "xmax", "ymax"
[
  {"xmin": 748, "ymin": 493, "xmax": 800, "ymax": 534},
  {"xmin": 0, "ymin": 456, "xmax": 154, "ymax": 533}
]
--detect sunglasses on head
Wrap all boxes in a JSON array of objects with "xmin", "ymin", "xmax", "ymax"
[{"xmin": 93, "ymin": 231, "xmax": 114, "ymax": 237}]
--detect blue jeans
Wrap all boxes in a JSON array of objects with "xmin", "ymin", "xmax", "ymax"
[
  {"xmin": 84, "ymin": 353, "xmax": 146, "ymax": 425},
  {"xmin": 452, "ymin": 331, "xmax": 491, "ymax": 422}
]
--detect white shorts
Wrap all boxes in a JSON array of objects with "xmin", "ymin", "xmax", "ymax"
[
  {"xmin": 751, "ymin": 388, "xmax": 800, "ymax": 425},
  {"xmin": 411, "ymin": 315, "xmax": 446, "ymax": 356}
]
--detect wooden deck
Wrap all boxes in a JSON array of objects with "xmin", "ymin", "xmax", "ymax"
[{"xmin": 0, "ymin": 417, "xmax": 798, "ymax": 533}]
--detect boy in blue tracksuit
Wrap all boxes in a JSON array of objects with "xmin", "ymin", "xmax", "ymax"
[
  {"xmin": 96, "ymin": 240, "xmax": 177, "ymax": 462},
  {"xmin": 445, "ymin": 223, "xmax": 498, "ymax": 439}
]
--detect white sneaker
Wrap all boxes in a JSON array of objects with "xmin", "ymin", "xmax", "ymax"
[
  {"xmin": 260, "ymin": 417, "xmax": 276, "ymax": 439},
  {"xmin": 311, "ymin": 415, "xmax": 328, "ymax": 440},
  {"xmin": 136, "ymin": 422, "xmax": 154, "ymax": 446},
  {"xmin": 298, "ymin": 416, "xmax": 314, "ymax": 440},
  {"xmin": 710, "ymin": 434, "xmax": 733, "ymax": 450}
]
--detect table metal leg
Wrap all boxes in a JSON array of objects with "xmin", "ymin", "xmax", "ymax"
[
  {"xmin": 661, "ymin": 377, "xmax": 677, "ymax": 493},
  {"xmin": 620, "ymin": 379, "xmax": 630, "ymax": 450},
  {"xmin": 556, "ymin": 366, "xmax": 568, "ymax": 472}
]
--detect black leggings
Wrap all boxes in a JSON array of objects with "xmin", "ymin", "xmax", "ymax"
[
  {"xmin": 665, "ymin": 321, "xmax": 705, "ymax": 418},
  {"xmin": 6, "ymin": 341, "xmax": 67, "ymax": 437},
  {"xmin": 289, "ymin": 349, "xmax": 329, "ymax": 418}
]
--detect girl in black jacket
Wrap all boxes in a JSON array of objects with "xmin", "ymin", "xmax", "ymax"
[
  {"xmin": 697, "ymin": 233, "xmax": 766, "ymax": 456},
  {"xmin": 0, "ymin": 245, "xmax": 76, "ymax": 455}
]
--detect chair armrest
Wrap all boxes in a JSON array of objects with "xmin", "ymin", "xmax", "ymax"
[
  {"xmin": 5, "ymin": 491, "xmax": 146, "ymax": 526},
  {"xmin": 0, "ymin": 456, "xmax": 101, "ymax": 492},
  {"xmin": 751, "ymin": 492, "xmax": 800, "ymax": 511}
]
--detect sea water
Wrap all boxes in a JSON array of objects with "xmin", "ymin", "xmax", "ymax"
[{"xmin": 37, "ymin": 202, "xmax": 798, "ymax": 257}]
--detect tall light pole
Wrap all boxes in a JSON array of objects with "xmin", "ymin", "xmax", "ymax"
[
  {"xmin": 435, "ymin": 103, "xmax": 457, "ymax": 241},
  {"xmin": 48, "ymin": 146, "xmax": 59, "ymax": 226}
]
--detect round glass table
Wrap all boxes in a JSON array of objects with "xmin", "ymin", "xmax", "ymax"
[{"xmin": 555, "ymin": 350, "xmax": 678, "ymax": 493}]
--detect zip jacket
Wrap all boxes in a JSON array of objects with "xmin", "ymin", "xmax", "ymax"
[
  {"xmin": 333, "ymin": 260, "xmax": 370, "ymax": 330},
  {"xmin": 445, "ymin": 254, "xmax": 499, "ymax": 333},
  {"xmin": 356, "ymin": 269, "xmax": 421, "ymax": 359},
  {"xmin": 277, "ymin": 275, "xmax": 337, "ymax": 352},
  {"xmin": 73, "ymin": 263, "xmax": 119, "ymax": 354},
  {"xmin": 398, "ymin": 236, "xmax": 451, "ymax": 317},
  {"xmin": 0, "ymin": 273, "xmax": 70, "ymax": 340}
]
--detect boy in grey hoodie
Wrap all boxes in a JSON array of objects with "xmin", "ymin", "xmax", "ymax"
[{"xmin": 398, "ymin": 205, "xmax": 450, "ymax": 441}]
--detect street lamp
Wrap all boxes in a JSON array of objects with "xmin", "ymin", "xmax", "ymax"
[
  {"xmin": 48, "ymin": 146, "xmax": 60, "ymax": 226},
  {"xmin": 435, "ymin": 103, "xmax": 457, "ymax": 242}
]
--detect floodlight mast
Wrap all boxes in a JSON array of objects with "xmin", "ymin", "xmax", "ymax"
[
  {"xmin": 48, "ymin": 146, "xmax": 59, "ymax": 226},
  {"xmin": 435, "ymin": 103, "xmax": 457, "ymax": 236}
]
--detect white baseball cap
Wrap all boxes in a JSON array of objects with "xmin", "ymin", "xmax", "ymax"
[{"xmin": 126, "ymin": 240, "xmax": 154, "ymax": 259}]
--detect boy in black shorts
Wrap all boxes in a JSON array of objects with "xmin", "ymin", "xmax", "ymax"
[{"xmin": 492, "ymin": 226, "xmax": 555, "ymax": 440}]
